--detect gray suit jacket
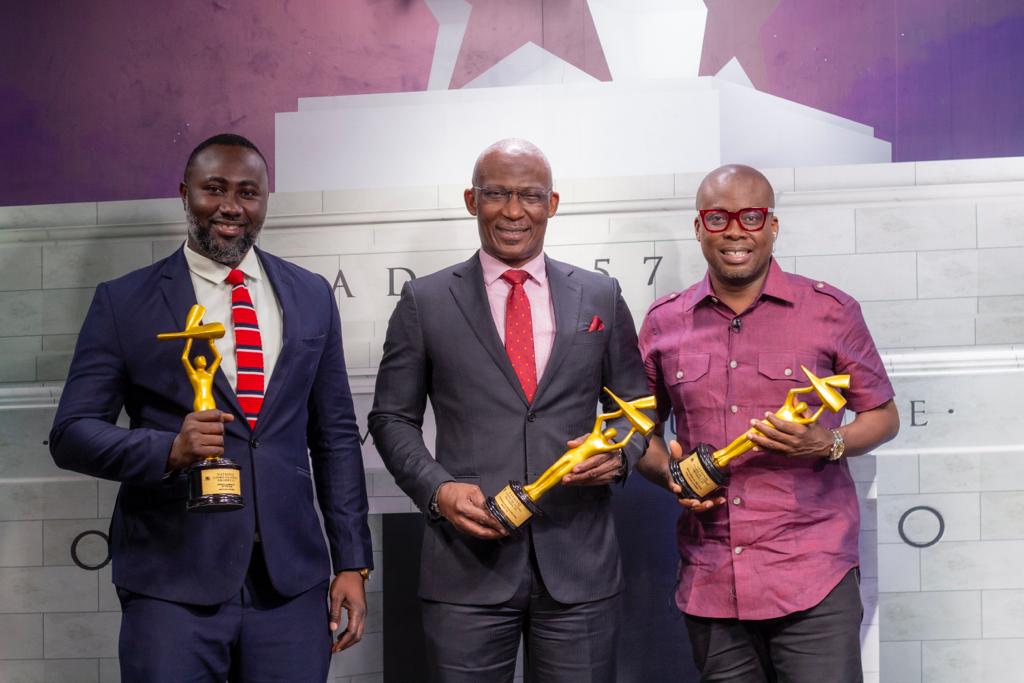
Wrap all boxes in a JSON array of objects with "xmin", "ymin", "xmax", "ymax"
[{"xmin": 368, "ymin": 253, "xmax": 649, "ymax": 605}]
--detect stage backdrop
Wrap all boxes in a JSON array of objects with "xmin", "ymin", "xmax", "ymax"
[
  {"xmin": 2, "ymin": 0, "xmax": 1024, "ymax": 205},
  {"xmin": 3, "ymin": 2, "xmax": 1024, "ymax": 682}
]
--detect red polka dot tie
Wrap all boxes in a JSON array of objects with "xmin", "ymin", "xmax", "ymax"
[
  {"xmin": 226, "ymin": 269, "xmax": 264, "ymax": 429},
  {"xmin": 500, "ymin": 269, "xmax": 537, "ymax": 403}
]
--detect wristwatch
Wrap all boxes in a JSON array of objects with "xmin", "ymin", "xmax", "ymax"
[
  {"xmin": 827, "ymin": 428, "xmax": 846, "ymax": 461},
  {"xmin": 357, "ymin": 568, "xmax": 371, "ymax": 582}
]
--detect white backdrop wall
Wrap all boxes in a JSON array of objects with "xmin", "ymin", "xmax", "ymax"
[{"xmin": 1, "ymin": 157, "xmax": 1023, "ymax": 682}]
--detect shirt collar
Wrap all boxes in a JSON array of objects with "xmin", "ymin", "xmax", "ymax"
[
  {"xmin": 478, "ymin": 249, "xmax": 547, "ymax": 286},
  {"xmin": 183, "ymin": 242, "xmax": 263, "ymax": 285},
  {"xmin": 684, "ymin": 258, "xmax": 793, "ymax": 311}
]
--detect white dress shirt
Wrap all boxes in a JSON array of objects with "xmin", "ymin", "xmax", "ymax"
[{"xmin": 182, "ymin": 243, "xmax": 283, "ymax": 391}]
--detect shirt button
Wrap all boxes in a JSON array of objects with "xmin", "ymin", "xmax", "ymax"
[
  {"xmin": 730, "ymin": 405, "xmax": 738, "ymax": 414},
  {"xmin": 732, "ymin": 497, "xmax": 742, "ymax": 505},
  {"xmin": 729, "ymin": 360, "xmax": 737, "ymax": 369},
  {"xmin": 784, "ymin": 368, "xmax": 793, "ymax": 376},
  {"xmin": 816, "ymin": 282, "xmax": 825, "ymax": 289},
  {"xmin": 734, "ymin": 546, "xmax": 744, "ymax": 555},
  {"xmin": 710, "ymin": 297, "xmax": 719, "ymax": 303},
  {"xmin": 676, "ymin": 370, "xmax": 684, "ymax": 380}
]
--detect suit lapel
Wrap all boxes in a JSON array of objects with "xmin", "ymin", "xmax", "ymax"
[
  {"xmin": 157, "ymin": 248, "xmax": 246, "ymax": 423},
  {"xmin": 534, "ymin": 256, "xmax": 581, "ymax": 402},
  {"xmin": 449, "ymin": 254, "xmax": 530, "ymax": 406},
  {"xmin": 251, "ymin": 247, "xmax": 297, "ymax": 435}
]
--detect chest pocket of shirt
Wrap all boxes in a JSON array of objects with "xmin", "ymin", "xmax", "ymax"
[
  {"xmin": 756, "ymin": 352, "xmax": 823, "ymax": 412},
  {"xmin": 663, "ymin": 352, "xmax": 713, "ymax": 430}
]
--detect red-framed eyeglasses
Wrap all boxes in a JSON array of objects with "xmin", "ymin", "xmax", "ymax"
[{"xmin": 698, "ymin": 208, "xmax": 771, "ymax": 233}]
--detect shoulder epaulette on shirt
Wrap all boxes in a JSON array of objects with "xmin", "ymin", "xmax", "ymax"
[
  {"xmin": 809, "ymin": 279, "xmax": 852, "ymax": 305},
  {"xmin": 645, "ymin": 291, "xmax": 681, "ymax": 316}
]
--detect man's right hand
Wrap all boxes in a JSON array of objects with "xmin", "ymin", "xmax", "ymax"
[
  {"xmin": 666, "ymin": 439, "xmax": 727, "ymax": 512},
  {"xmin": 435, "ymin": 482, "xmax": 508, "ymax": 540},
  {"xmin": 167, "ymin": 410, "xmax": 234, "ymax": 472}
]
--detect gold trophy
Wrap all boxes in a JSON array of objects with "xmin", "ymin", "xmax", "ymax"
[
  {"xmin": 669, "ymin": 365, "xmax": 849, "ymax": 500},
  {"xmin": 486, "ymin": 389, "xmax": 657, "ymax": 533},
  {"xmin": 157, "ymin": 304, "xmax": 244, "ymax": 512}
]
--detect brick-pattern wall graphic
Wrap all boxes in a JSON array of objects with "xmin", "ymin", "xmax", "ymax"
[{"xmin": 1, "ymin": 157, "xmax": 1023, "ymax": 681}]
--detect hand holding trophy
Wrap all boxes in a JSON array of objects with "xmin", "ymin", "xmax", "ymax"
[
  {"xmin": 669, "ymin": 366, "xmax": 850, "ymax": 500},
  {"xmin": 486, "ymin": 389, "xmax": 657, "ymax": 534},
  {"xmin": 158, "ymin": 304, "xmax": 244, "ymax": 512}
]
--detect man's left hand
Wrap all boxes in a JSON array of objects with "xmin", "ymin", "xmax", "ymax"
[
  {"xmin": 747, "ymin": 412, "xmax": 833, "ymax": 459},
  {"xmin": 561, "ymin": 436, "xmax": 624, "ymax": 486},
  {"xmin": 329, "ymin": 570, "xmax": 367, "ymax": 653}
]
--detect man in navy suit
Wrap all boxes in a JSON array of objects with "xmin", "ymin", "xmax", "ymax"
[{"xmin": 50, "ymin": 133, "xmax": 373, "ymax": 682}]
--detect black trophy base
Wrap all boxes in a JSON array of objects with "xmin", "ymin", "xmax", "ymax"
[
  {"xmin": 187, "ymin": 458, "xmax": 244, "ymax": 513},
  {"xmin": 486, "ymin": 481, "xmax": 543, "ymax": 535},
  {"xmin": 668, "ymin": 442, "xmax": 730, "ymax": 500}
]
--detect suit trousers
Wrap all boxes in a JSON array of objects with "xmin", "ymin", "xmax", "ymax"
[
  {"xmin": 117, "ymin": 543, "xmax": 332, "ymax": 683},
  {"xmin": 420, "ymin": 544, "xmax": 621, "ymax": 683},
  {"xmin": 684, "ymin": 568, "xmax": 864, "ymax": 683}
]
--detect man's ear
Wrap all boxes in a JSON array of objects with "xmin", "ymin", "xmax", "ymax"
[
  {"xmin": 694, "ymin": 216, "xmax": 702, "ymax": 241},
  {"xmin": 179, "ymin": 181, "xmax": 188, "ymax": 207},
  {"xmin": 464, "ymin": 188, "xmax": 478, "ymax": 216},
  {"xmin": 547, "ymin": 191, "xmax": 560, "ymax": 218}
]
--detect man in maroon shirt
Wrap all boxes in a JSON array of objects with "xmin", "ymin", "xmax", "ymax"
[{"xmin": 637, "ymin": 164, "xmax": 899, "ymax": 682}]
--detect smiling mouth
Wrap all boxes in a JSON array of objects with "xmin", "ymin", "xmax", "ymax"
[
  {"xmin": 496, "ymin": 225, "xmax": 529, "ymax": 238},
  {"xmin": 720, "ymin": 247, "xmax": 752, "ymax": 264},
  {"xmin": 212, "ymin": 221, "xmax": 244, "ymax": 238}
]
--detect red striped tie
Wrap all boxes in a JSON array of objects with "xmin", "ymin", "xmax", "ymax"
[{"xmin": 226, "ymin": 269, "xmax": 264, "ymax": 429}]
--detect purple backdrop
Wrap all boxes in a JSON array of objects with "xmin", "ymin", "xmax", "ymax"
[{"xmin": 2, "ymin": 0, "xmax": 1023, "ymax": 207}]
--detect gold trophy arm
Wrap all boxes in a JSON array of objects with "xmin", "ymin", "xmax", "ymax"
[
  {"xmin": 181, "ymin": 338, "xmax": 195, "ymax": 374},
  {"xmin": 603, "ymin": 387, "xmax": 657, "ymax": 435},
  {"xmin": 206, "ymin": 339, "xmax": 223, "ymax": 374}
]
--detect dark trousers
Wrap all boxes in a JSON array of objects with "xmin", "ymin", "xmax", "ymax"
[
  {"xmin": 685, "ymin": 568, "xmax": 864, "ymax": 683},
  {"xmin": 117, "ymin": 544, "xmax": 331, "ymax": 683},
  {"xmin": 421, "ymin": 549, "xmax": 620, "ymax": 683}
]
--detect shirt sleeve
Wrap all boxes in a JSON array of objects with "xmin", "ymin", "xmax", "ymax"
[
  {"xmin": 833, "ymin": 299, "xmax": 895, "ymax": 413},
  {"xmin": 637, "ymin": 310, "xmax": 673, "ymax": 424}
]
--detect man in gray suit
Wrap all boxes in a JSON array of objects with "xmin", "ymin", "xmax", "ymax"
[{"xmin": 368, "ymin": 139, "xmax": 650, "ymax": 682}]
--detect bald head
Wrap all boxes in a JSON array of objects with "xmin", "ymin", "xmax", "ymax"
[
  {"xmin": 695, "ymin": 164, "xmax": 775, "ymax": 210},
  {"xmin": 472, "ymin": 138, "xmax": 552, "ymax": 189}
]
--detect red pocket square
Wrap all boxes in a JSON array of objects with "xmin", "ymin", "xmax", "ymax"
[{"xmin": 587, "ymin": 315, "xmax": 605, "ymax": 332}]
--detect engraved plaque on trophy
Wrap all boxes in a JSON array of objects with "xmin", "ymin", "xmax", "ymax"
[{"xmin": 158, "ymin": 304, "xmax": 244, "ymax": 512}]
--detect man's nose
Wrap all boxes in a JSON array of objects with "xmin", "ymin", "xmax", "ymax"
[
  {"xmin": 722, "ymin": 216, "xmax": 746, "ymax": 237},
  {"xmin": 219, "ymin": 194, "xmax": 242, "ymax": 216},
  {"xmin": 502, "ymin": 193, "xmax": 526, "ymax": 219}
]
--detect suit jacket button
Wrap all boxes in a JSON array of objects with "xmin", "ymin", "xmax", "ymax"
[
  {"xmin": 250, "ymin": 439, "xmax": 260, "ymax": 448},
  {"xmin": 527, "ymin": 412, "xmax": 537, "ymax": 422}
]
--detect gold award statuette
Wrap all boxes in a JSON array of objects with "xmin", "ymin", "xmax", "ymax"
[
  {"xmin": 486, "ymin": 389, "xmax": 657, "ymax": 534},
  {"xmin": 157, "ymin": 304, "xmax": 244, "ymax": 513},
  {"xmin": 669, "ymin": 365, "xmax": 850, "ymax": 500}
]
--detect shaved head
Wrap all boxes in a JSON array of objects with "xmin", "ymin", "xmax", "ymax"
[
  {"xmin": 472, "ymin": 138, "xmax": 552, "ymax": 189},
  {"xmin": 696, "ymin": 164, "xmax": 775, "ymax": 210}
]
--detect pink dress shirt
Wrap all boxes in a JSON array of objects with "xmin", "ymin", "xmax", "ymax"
[
  {"xmin": 638, "ymin": 259, "xmax": 894, "ymax": 620},
  {"xmin": 479, "ymin": 249, "xmax": 556, "ymax": 381}
]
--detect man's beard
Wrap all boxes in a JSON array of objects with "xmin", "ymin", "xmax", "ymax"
[{"xmin": 186, "ymin": 207, "xmax": 258, "ymax": 266}]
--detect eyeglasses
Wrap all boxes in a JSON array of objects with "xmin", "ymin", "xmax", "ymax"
[
  {"xmin": 473, "ymin": 186, "xmax": 550, "ymax": 206},
  {"xmin": 698, "ymin": 208, "xmax": 771, "ymax": 232}
]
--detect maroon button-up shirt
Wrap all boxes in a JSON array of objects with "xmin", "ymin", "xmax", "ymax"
[{"xmin": 638, "ymin": 259, "xmax": 893, "ymax": 620}]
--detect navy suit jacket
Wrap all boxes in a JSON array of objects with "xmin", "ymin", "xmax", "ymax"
[{"xmin": 50, "ymin": 246, "xmax": 372, "ymax": 606}]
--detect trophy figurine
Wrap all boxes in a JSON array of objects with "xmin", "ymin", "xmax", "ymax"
[
  {"xmin": 157, "ymin": 304, "xmax": 244, "ymax": 512},
  {"xmin": 486, "ymin": 389, "xmax": 657, "ymax": 533},
  {"xmin": 669, "ymin": 365, "xmax": 850, "ymax": 500}
]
